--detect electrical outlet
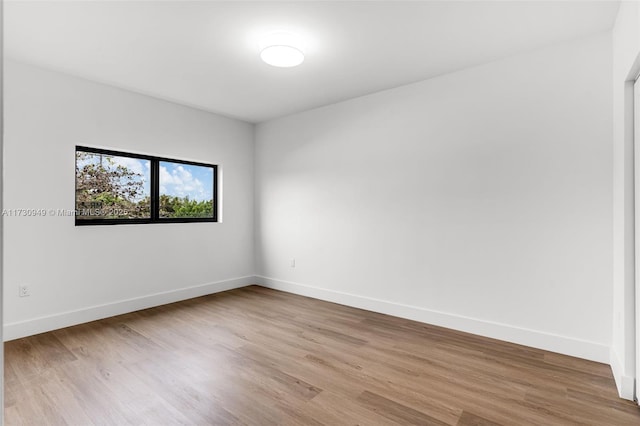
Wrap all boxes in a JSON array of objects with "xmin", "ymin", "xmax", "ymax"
[
  {"xmin": 290, "ymin": 258, "xmax": 296, "ymax": 268},
  {"xmin": 19, "ymin": 285, "xmax": 30, "ymax": 297}
]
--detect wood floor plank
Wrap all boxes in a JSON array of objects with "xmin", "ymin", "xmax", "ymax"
[
  {"xmin": 357, "ymin": 390, "xmax": 450, "ymax": 425},
  {"xmin": 300, "ymin": 390, "xmax": 403, "ymax": 425},
  {"xmin": 5, "ymin": 286, "xmax": 640, "ymax": 425},
  {"xmin": 457, "ymin": 411, "xmax": 503, "ymax": 426}
]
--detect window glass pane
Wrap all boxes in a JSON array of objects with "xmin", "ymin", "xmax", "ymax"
[
  {"xmin": 159, "ymin": 161, "xmax": 215, "ymax": 219},
  {"xmin": 75, "ymin": 150, "xmax": 151, "ymax": 220}
]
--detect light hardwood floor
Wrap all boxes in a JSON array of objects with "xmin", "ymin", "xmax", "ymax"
[{"xmin": 5, "ymin": 286, "xmax": 640, "ymax": 425}]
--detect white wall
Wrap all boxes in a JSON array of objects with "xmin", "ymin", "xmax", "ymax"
[
  {"xmin": 255, "ymin": 33, "xmax": 613, "ymax": 363},
  {"xmin": 611, "ymin": 0, "xmax": 640, "ymax": 401},
  {"xmin": 3, "ymin": 61, "xmax": 255, "ymax": 339},
  {"xmin": 1, "ymin": 0, "xmax": 5, "ymax": 415}
]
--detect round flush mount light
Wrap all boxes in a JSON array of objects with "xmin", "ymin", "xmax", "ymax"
[
  {"xmin": 261, "ymin": 45, "xmax": 304, "ymax": 67},
  {"xmin": 260, "ymin": 32, "xmax": 305, "ymax": 68}
]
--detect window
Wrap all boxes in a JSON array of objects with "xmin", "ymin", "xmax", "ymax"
[{"xmin": 75, "ymin": 146, "xmax": 217, "ymax": 225}]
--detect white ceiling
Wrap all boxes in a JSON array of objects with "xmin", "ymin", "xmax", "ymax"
[{"xmin": 5, "ymin": 1, "xmax": 620, "ymax": 123}]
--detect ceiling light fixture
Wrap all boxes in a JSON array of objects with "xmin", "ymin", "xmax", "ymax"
[{"xmin": 260, "ymin": 32, "xmax": 305, "ymax": 68}]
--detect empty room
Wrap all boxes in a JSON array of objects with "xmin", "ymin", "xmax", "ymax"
[{"xmin": 3, "ymin": 0, "xmax": 640, "ymax": 424}]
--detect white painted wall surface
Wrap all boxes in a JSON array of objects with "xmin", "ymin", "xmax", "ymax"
[
  {"xmin": 3, "ymin": 61, "xmax": 255, "ymax": 339},
  {"xmin": 1, "ymin": 0, "xmax": 5, "ymax": 414},
  {"xmin": 255, "ymin": 33, "xmax": 613, "ymax": 363},
  {"xmin": 611, "ymin": 0, "xmax": 640, "ymax": 401}
]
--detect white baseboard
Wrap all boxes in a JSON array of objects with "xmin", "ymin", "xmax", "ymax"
[
  {"xmin": 255, "ymin": 275, "xmax": 610, "ymax": 364},
  {"xmin": 5, "ymin": 274, "xmax": 616, "ymax": 384},
  {"xmin": 3, "ymin": 275, "xmax": 255, "ymax": 341},
  {"xmin": 609, "ymin": 348, "xmax": 636, "ymax": 400}
]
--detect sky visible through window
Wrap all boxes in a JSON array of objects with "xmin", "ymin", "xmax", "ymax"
[
  {"xmin": 77, "ymin": 154, "xmax": 213, "ymax": 202},
  {"xmin": 160, "ymin": 161, "xmax": 213, "ymax": 202}
]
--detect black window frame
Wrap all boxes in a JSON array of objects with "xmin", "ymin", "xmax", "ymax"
[{"xmin": 75, "ymin": 146, "xmax": 218, "ymax": 226}]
